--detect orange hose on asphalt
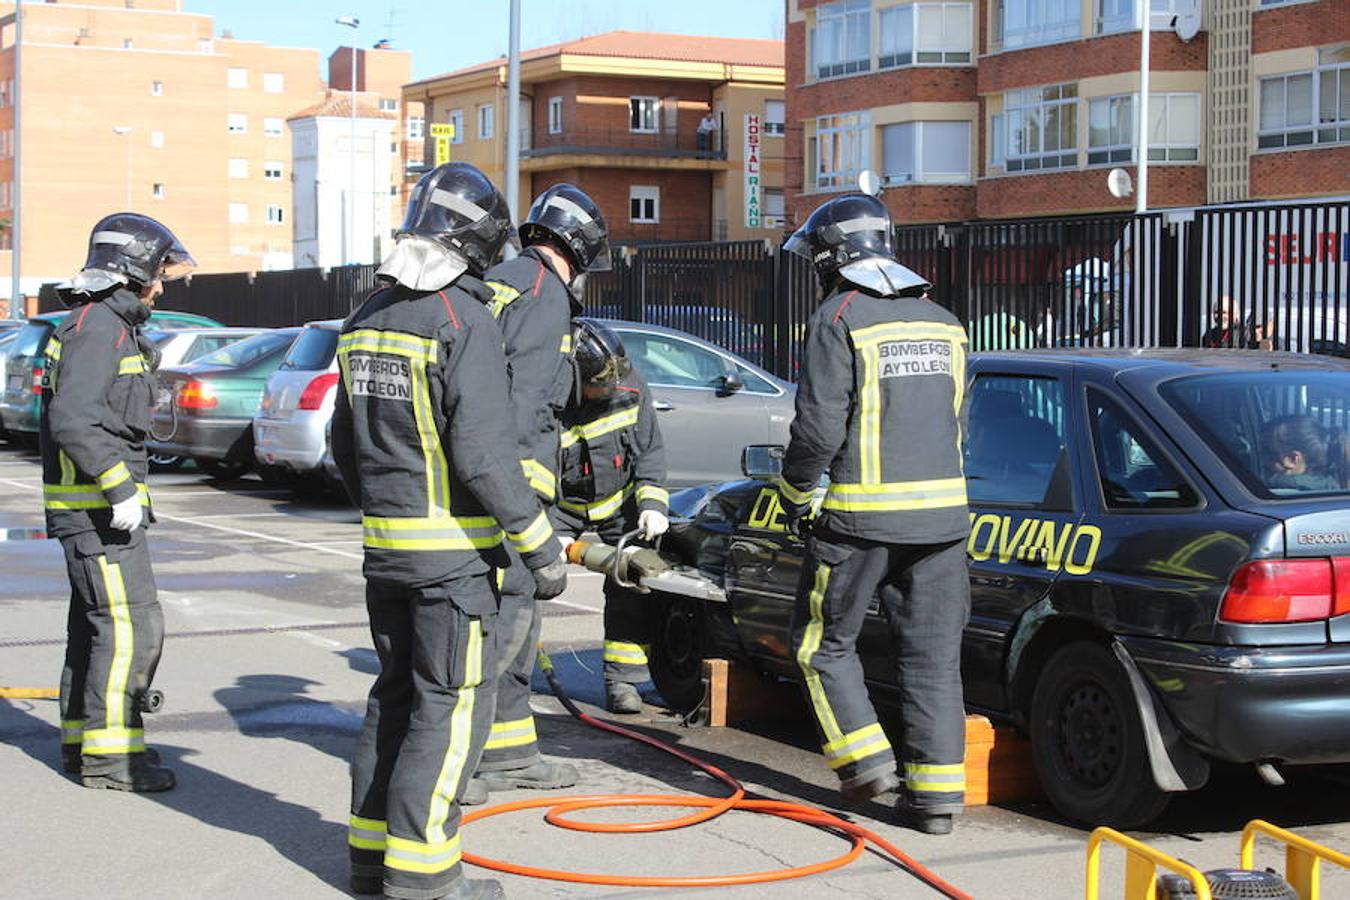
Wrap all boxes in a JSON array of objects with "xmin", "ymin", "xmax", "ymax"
[{"xmin": 459, "ymin": 651, "xmax": 972, "ymax": 898}]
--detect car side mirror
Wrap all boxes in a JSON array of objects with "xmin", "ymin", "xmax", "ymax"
[
  {"xmin": 741, "ymin": 444, "xmax": 784, "ymax": 479},
  {"xmin": 717, "ymin": 371, "xmax": 744, "ymax": 397}
]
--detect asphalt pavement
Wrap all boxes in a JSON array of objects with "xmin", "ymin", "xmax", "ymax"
[{"xmin": 1, "ymin": 445, "xmax": 1346, "ymax": 899}]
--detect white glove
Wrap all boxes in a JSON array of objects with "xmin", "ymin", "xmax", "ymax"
[
  {"xmin": 108, "ymin": 496, "xmax": 142, "ymax": 532},
  {"xmin": 638, "ymin": 509, "xmax": 669, "ymax": 541}
]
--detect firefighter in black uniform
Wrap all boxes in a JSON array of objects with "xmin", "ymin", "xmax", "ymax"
[
  {"xmin": 552, "ymin": 319, "xmax": 669, "ymax": 713},
  {"xmin": 42, "ymin": 213, "xmax": 194, "ymax": 792},
  {"xmin": 775, "ymin": 194, "xmax": 970, "ymax": 835},
  {"xmin": 466, "ymin": 185, "xmax": 611, "ymax": 800},
  {"xmin": 332, "ymin": 163, "xmax": 568, "ymax": 900}
]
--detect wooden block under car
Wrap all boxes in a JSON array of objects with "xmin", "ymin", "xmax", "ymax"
[{"xmin": 699, "ymin": 658, "xmax": 1043, "ymax": 806}]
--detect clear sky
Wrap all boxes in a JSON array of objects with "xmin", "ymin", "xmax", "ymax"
[{"xmin": 182, "ymin": 0, "xmax": 785, "ymax": 82}]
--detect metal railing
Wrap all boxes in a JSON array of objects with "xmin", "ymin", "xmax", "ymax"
[{"xmin": 521, "ymin": 125, "xmax": 727, "ymax": 161}]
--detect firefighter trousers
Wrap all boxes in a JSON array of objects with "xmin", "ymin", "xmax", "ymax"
[
  {"xmin": 58, "ymin": 527, "xmax": 164, "ymax": 775},
  {"xmin": 789, "ymin": 531, "xmax": 970, "ymax": 813},
  {"xmin": 477, "ymin": 547, "xmax": 542, "ymax": 773},
  {"xmin": 551, "ymin": 502, "xmax": 651, "ymax": 683},
  {"xmin": 349, "ymin": 573, "xmax": 498, "ymax": 900}
]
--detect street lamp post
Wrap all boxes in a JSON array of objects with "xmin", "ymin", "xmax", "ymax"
[
  {"xmin": 112, "ymin": 125, "xmax": 133, "ymax": 209},
  {"xmin": 1135, "ymin": 0, "xmax": 1151, "ymax": 214},
  {"xmin": 336, "ymin": 16, "xmax": 360, "ymax": 265}
]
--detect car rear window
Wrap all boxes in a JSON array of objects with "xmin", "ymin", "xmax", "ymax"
[
  {"xmin": 9, "ymin": 321, "xmax": 51, "ymax": 358},
  {"xmin": 1160, "ymin": 371, "xmax": 1350, "ymax": 498},
  {"xmin": 280, "ymin": 327, "xmax": 339, "ymax": 371},
  {"xmin": 195, "ymin": 330, "xmax": 296, "ymax": 369}
]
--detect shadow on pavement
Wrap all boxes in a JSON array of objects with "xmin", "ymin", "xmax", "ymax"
[{"xmin": 214, "ymin": 673, "xmax": 362, "ymax": 766}]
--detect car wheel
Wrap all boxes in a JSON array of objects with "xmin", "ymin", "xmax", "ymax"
[
  {"xmin": 648, "ymin": 593, "xmax": 708, "ymax": 714},
  {"xmin": 200, "ymin": 458, "xmax": 250, "ymax": 482},
  {"xmin": 287, "ymin": 474, "xmax": 329, "ymax": 499},
  {"xmin": 148, "ymin": 452, "xmax": 184, "ymax": 471},
  {"xmin": 1028, "ymin": 640, "xmax": 1171, "ymax": 828}
]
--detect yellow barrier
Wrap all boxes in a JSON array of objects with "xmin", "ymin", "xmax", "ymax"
[
  {"xmin": 1086, "ymin": 827, "xmax": 1212, "ymax": 900},
  {"xmin": 0, "ymin": 686, "xmax": 59, "ymax": 699},
  {"xmin": 1239, "ymin": 819, "xmax": 1350, "ymax": 900}
]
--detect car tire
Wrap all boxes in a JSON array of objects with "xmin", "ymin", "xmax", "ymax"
[
  {"xmin": 648, "ymin": 593, "xmax": 709, "ymax": 715},
  {"xmin": 148, "ymin": 453, "xmax": 184, "ymax": 471},
  {"xmin": 287, "ymin": 474, "xmax": 329, "ymax": 499},
  {"xmin": 200, "ymin": 458, "xmax": 250, "ymax": 482},
  {"xmin": 1028, "ymin": 640, "xmax": 1171, "ymax": 828}
]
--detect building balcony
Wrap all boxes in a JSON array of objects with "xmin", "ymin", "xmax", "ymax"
[{"xmin": 520, "ymin": 126, "xmax": 728, "ymax": 164}]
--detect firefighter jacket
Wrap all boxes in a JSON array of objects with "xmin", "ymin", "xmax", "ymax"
[
  {"xmin": 331, "ymin": 279, "xmax": 563, "ymax": 589},
  {"xmin": 40, "ymin": 288, "xmax": 154, "ymax": 539},
  {"xmin": 482, "ymin": 247, "xmax": 580, "ymax": 503},
  {"xmin": 557, "ymin": 367, "xmax": 668, "ymax": 524},
  {"xmin": 779, "ymin": 284, "xmax": 969, "ymax": 545}
]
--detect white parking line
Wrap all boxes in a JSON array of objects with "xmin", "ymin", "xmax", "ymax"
[
  {"xmin": 153, "ymin": 511, "xmax": 366, "ymax": 561},
  {"xmin": 166, "ymin": 512, "xmax": 291, "ymax": 520},
  {"xmin": 550, "ymin": 598, "xmax": 601, "ymax": 614}
]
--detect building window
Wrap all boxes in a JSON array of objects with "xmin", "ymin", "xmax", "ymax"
[
  {"xmin": 477, "ymin": 104, "xmax": 494, "ymax": 140},
  {"xmin": 264, "ymin": 161, "xmax": 283, "ymax": 180},
  {"xmin": 266, "ymin": 205, "xmax": 285, "ymax": 225},
  {"xmin": 198, "ymin": 38, "xmax": 214, "ymax": 53},
  {"xmin": 227, "ymin": 67, "xmax": 248, "ymax": 89},
  {"xmin": 813, "ymin": 0, "xmax": 871, "ymax": 79},
  {"xmin": 990, "ymin": 112, "xmax": 1006, "ymax": 166},
  {"xmin": 999, "ymin": 0, "xmax": 1080, "ymax": 50},
  {"xmin": 879, "ymin": 3, "xmax": 973, "ymax": 68},
  {"xmin": 449, "ymin": 109, "xmax": 465, "ymax": 144},
  {"xmin": 1258, "ymin": 48, "xmax": 1350, "ymax": 149},
  {"xmin": 150, "ymin": 80, "xmax": 163, "ymax": 97},
  {"xmin": 629, "ymin": 97, "xmax": 660, "ymax": 133},
  {"xmin": 151, "ymin": 131, "xmax": 164, "ymax": 149},
  {"xmin": 229, "ymin": 203, "xmax": 249, "ymax": 224},
  {"xmin": 882, "ymin": 121, "xmax": 972, "ymax": 184},
  {"xmin": 263, "ymin": 117, "xmax": 284, "ymax": 137},
  {"xmin": 407, "ymin": 116, "xmax": 425, "ymax": 140},
  {"xmin": 763, "ymin": 188, "xmax": 785, "ymax": 227},
  {"xmin": 629, "ymin": 185, "xmax": 660, "ymax": 223},
  {"xmin": 1004, "ymin": 83, "xmax": 1078, "ymax": 171},
  {"xmin": 228, "ymin": 157, "xmax": 249, "ymax": 179},
  {"xmin": 1098, "ymin": 0, "xmax": 1200, "ymax": 35},
  {"xmin": 764, "ymin": 100, "xmax": 786, "ymax": 136},
  {"xmin": 815, "ymin": 110, "xmax": 871, "ymax": 189},
  {"xmin": 378, "ymin": 98, "xmax": 398, "ymax": 113},
  {"xmin": 227, "ymin": 113, "xmax": 248, "ymax": 134},
  {"xmin": 548, "ymin": 97, "xmax": 564, "ymax": 134},
  {"xmin": 1087, "ymin": 94, "xmax": 1134, "ymax": 164},
  {"xmin": 152, "ymin": 183, "xmax": 165, "ymax": 199},
  {"xmin": 123, "ymin": 38, "xmax": 133, "ymax": 49},
  {"xmin": 1088, "ymin": 93, "xmax": 1202, "ymax": 164},
  {"xmin": 263, "ymin": 72, "xmax": 284, "ymax": 93}
]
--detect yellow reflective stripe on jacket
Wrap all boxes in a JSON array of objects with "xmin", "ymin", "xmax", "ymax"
[
  {"xmin": 43, "ymin": 482, "xmax": 150, "ymax": 510},
  {"xmin": 823, "ymin": 478, "xmax": 967, "ymax": 512},
  {"xmin": 823, "ymin": 722, "xmax": 892, "ymax": 770},
  {"xmin": 409, "ymin": 358, "xmax": 453, "ymax": 515},
  {"xmin": 557, "ymin": 484, "xmax": 632, "ymax": 522},
  {"xmin": 520, "ymin": 458, "xmax": 556, "ymax": 500},
  {"xmin": 560, "ymin": 334, "xmax": 573, "ymax": 354},
  {"xmin": 337, "ymin": 329, "xmax": 439, "ymax": 363},
  {"xmin": 46, "ymin": 337, "xmax": 63, "ymax": 362},
  {"xmin": 635, "ymin": 484, "xmax": 669, "ymax": 507},
  {"xmin": 58, "ymin": 450, "xmax": 77, "ymax": 486},
  {"xmin": 118, "ymin": 355, "xmax": 146, "ymax": 375},
  {"xmin": 602, "ymin": 640, "xmax": 650, "ymax": 666},
  {"xmin": 361, "ymin": 515, "xmax": 504, "ymax": 551},
  {"xmin": 485, "ymin": 716, "xmax": 537, "ymax": 750},
  {"xmin": 507, "ymin": 510, "xmax": 554, "ymax": 554},
  {"xmin": 96, "ymin": 462, "xmax": 132, "ymax": 492},
  {"xmin": 81, "ymin": 726, "xmax": 145, "ymax": 755},
  {"xmin": 384, "ymin": 833, "xmax": 463, "ymax": 876},
  {"xmin": 483, "ymin": 280, "xmax": 522, "ymax": 319},
  {"xmin": 559, "ymin": 405, "xmax": 640, "ymax": 449},
  {"xmin": 422, "ymin": 620, "xmax": 483, "ymax": 850},
  {"xmin": 347, "ymin": 815, "xmax": 387, "ymax": 852},
  {"xmin": 903, "ymin": 761, "xmax": 966, "ymax": 793},
  {"xmin": 773, "ymin": 475, "xmax": 814, "ymax": 508},
  {"xmin": 796, "ymin": 563, "xmax": 843, "ymax": 742},
  {"xmin": 848, "ymin": 321, "xmax": 969, "ymax": 345}
]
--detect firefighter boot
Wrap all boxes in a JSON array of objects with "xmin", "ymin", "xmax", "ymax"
[
  {"xmin": 63, "ymin": 745, "xmax": 160, "ymax": 774},
  {"xmin": 81, "ymin": 757, "xmax": 176, "ymax": 793},
  {"xmin": 478, "ymin": 760, "xmax": 578, "ymax": 792},
  {"xmin": 605, "ymin": 680, "xmax": 642, "ymax": 714},
  {"xmin": 840, "ymin": 768, "xmax": 900, "ymax": 804},
  {"xmin": 460, "ymin": 776, "xmax": 490, "ymax": 806},
  {"xmin": 896, "ymin": 794, "xmax": 954, "ymax": 835},
  {"xmin": 436, "ymin": 877, "xmax": 505, "ymax": 900}
]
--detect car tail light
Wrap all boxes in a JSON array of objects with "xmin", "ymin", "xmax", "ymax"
[
  {"xmin": 1335, "ymin": 558, "xmax": 1350, "ymax": 618},
  {"xmin": 297, "ymin": 372, "xmax": 339, "ymax": 411},
  {"xmin": 176, "ymin": 379, "xmax": 217, "ymax": 410},
  {"xmin": 31, "ymin": 364, "xmax": 44, "ymax": 395},
  {"xmin": 1220, "ymin": 559, "xmax": 1334, "ymax": 623}
]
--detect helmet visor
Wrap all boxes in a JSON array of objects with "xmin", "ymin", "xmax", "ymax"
[
  {"xmin": 160, "ymin": 241, "xmax": 197, "ymax": 282},
  {"xmin": 782, "ymin": 226, "xmax": 813, "ymax": 260},
  {"xmin": 586, "ymin": 233, "xmax": 613, "ymax": 272}
]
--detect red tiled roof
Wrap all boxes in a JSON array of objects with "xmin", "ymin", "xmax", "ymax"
[
  {"xmin": 289, "ymin": 94, "xmax": 397, "ymax": 121},
  {"xmin": 411, "ymin": 30, "xmax": 784, "ymax": 86}
]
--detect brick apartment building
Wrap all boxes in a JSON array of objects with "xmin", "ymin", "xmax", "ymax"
[
  {"xmin": 0, "ymin": 0, "xmax": 419, "ymax": 305},
  {"xmin": 785, "ymin": 0, "xmax": 1349, "ymax": 227},
  {"xmin": 402, "ymin": 32, "xmax": 786, "ymax": 244}
]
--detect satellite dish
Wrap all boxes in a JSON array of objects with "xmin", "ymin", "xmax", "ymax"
[
  {"xmin": 1107, "ymin": 167, "xmax": 1134, "ymax": 199},
  {"xmin": 1172, "ymin": 11, "xmax": 1201, "ymax": 42},
  {"xmin": 858, "ymin": 169, "xmax": 883, "ymax": 197}
]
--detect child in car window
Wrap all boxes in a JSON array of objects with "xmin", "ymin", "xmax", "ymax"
[{"xmin": 1264, "ymin": 414, "xmax": 1342, "ymax": 492}]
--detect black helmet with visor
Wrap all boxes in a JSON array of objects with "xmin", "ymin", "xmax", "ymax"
[{"xmin": 783, "ymin": 193, "xmax": 930, "ymax": 298}]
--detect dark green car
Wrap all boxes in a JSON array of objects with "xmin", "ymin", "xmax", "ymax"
[
  {"xmin": 146, "ymin": 328, "xmax": 300, "ymax": 479},
  {"xmin": 1, "ymin": 310, "xmax": 222, "ymax": 444}
]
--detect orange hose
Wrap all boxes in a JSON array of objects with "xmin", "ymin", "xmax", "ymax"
[{"xmin": 460, "ymin": 662, "xmax": 972, "ymax": 898}]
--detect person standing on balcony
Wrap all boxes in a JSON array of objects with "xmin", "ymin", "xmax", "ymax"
[{"xmin": 697, "ymin": 110, "xmax": 718, "ymax": 155}]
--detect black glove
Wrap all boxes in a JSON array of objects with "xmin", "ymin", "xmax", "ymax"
[
  {"xmin": 781, "ymin": 501, "xmax": 811, "ymax": 541},
  {"xmin": 530, "ymin": 559, "xmax": 568, "ymax": 600}
]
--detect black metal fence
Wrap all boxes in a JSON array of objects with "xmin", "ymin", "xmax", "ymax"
[{"xmin": 39, "ymin": 199, "xmax": 1348, "ymax": 379}]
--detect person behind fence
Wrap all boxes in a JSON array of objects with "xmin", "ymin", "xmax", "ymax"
[
  {"xmin": 43, "ymin": 213, "xmax": 196, "ymax": 793},
  {"xmin": 1201, "ymin": 295, "xmax": 1272, "ymax": 349},
  {"xmin": 775, "ymin": 193, "xmax": 971, "ymax": 836},
  {"xmin": 551, "ymin": 318, "xmax": 669, "ymax": 714},
  {"xmin": 1264, "ymin": 414, "xmax": 1344, "ymax": 493},
  {"xmin": 331, "ymin": 161, "xmax": 568, "ymax": 900},
  {"xmin": 463, "ymin": 184, "xmax": 612, "ymax": 803}
]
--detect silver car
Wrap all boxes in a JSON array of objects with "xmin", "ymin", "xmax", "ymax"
[
  {"xmin": 252, "ymin": 319, "xmax": 342, "ymax": 486},
  {"xmin": 148, "ymin": 327, "xmax": 265, "ymax": 370},
  {"xmin": 603, "ymin": 320, "xmax": 794, "ymax": 487}
]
